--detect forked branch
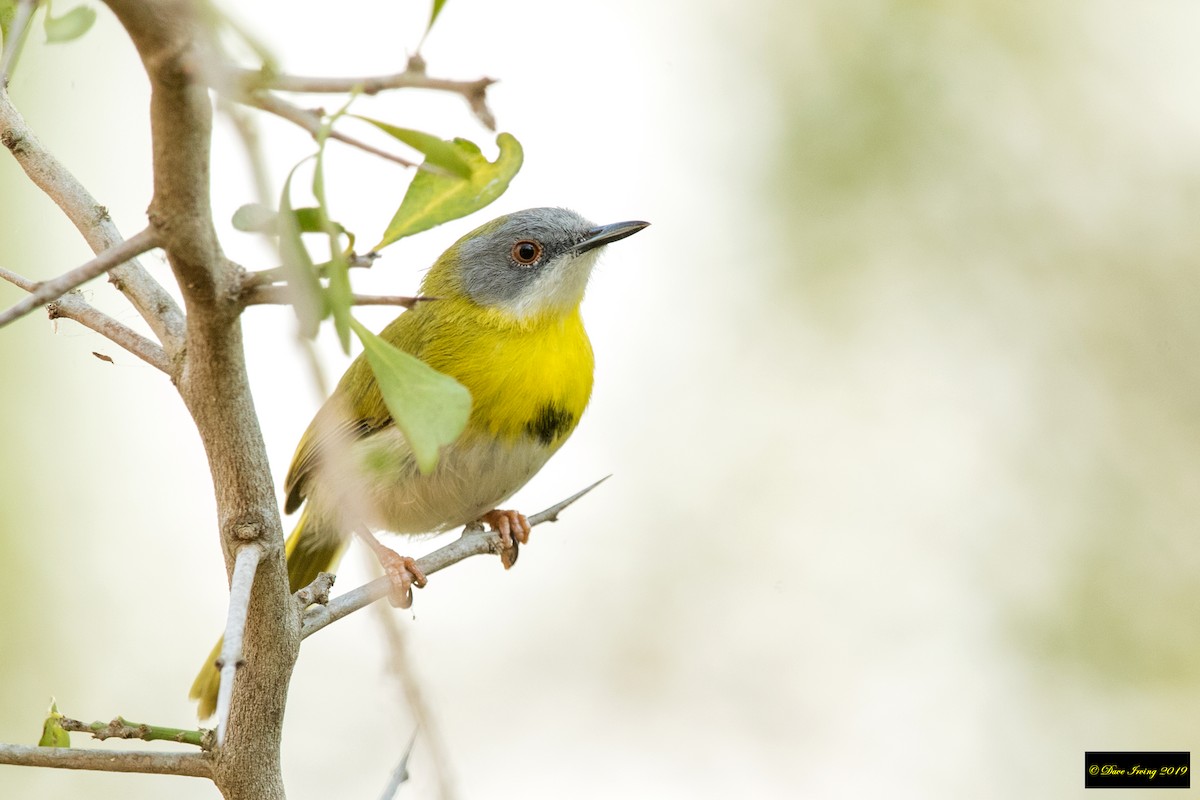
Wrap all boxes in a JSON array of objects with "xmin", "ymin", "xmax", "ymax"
[{"xmin": 0, "ymin": 227, "xmax": 161, "ymax": 329}]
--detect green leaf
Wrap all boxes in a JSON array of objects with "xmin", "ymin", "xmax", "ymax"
[
  {"xmin": 233, "ymin": 204, "xmax": 350, "ymax": 240},
  {"xmin": 352, "ymin": 117, "xmax": 472, "ymax": 178},
  {"xmin": 1, "ymin": 0, "xmax": 17, "ymax": 39},
  {"xmin": 374, "ymin": 132, "xmax": 523, "ymax": 251},
  {"xmin": 38, "ymin": 701, "xmax": 70, "ymax": 748},
  {"xmin": 43, "ymin": 4, "xmax": 95, "ymax": 43},
  {"xmin": 350, "ymin": 317, "xmax": 471, "ymax": 474},
  {"xmin": 427, "ymin": 0, "xmax": 447, "ymax": 34},
  {"xmin": 313, "ymin": 107, "xmax": 354, "ymax": 353},
  {"xmin": 231, "ymin": 203, "xmax": 278, "ymax": 233},
  {"xmin": 278, "ymin": 158, "xmax": 325, "ymax": 339}
]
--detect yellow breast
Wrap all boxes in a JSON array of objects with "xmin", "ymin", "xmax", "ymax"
[{"xmin": 417, "ymin": 299, "xmax": 595, "ymax": 445}]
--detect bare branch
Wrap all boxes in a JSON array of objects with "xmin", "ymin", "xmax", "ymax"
[
  {"xmin": 302, "ymin": 477, "xmax": 610, "ymax": 639},
  {"xmin": 49, "ymin": 294, "xmax": 173, "ymax": 373},
  {"xmin": 243, "ymin": 284, "xmax": 428, "ymax": 309},
  {"xmin": 0, "ymin": 743, "xmax": 212, "ymax": 778},
  {"xmin": 215, "ymin": 543, "xmax": 263, "ymax": 748},
  {"xmin": 0, "ymin": 227, "xmax": 161, "ymax": 329},
  {"xmin": 0, "ymin": 266, "xmax": 173, "ymax": 373},
  {"xmin": 233, "ymin": 60, "xmax": 497, "ymax": 130},
  {"xmin": 0, "ymin": 88, "xmax": 185, "ymax": 351},
  {"xmin": 247, "ymin": 92, "xmax": 419, "ymax": 168}
]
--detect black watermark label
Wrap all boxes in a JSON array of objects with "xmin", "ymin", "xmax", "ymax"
[{"xmin": 1086, "ymin": 752, "xmax": 1190, "ymax": 788}]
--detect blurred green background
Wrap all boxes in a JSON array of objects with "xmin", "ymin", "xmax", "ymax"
[{"xmin": 3, "ymin": 0, "xmax": 1200, "ymax": 797}]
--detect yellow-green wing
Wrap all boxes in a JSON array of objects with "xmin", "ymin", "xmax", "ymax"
[{"xmin": 282, "ymin": 306, "xmax": 434, "ymax": 514}]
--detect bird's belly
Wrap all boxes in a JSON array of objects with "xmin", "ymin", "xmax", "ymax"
[{"xmin": 356, "ymin": 427, "xmax": 554, "ymax": 535}]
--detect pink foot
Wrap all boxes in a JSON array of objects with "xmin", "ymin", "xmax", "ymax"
[
  {"xmin": 376, "ymin": 548, "xmax": 428, "ymax": 609},
  {"xmin": 480, "ymin": 509, "xmax": 531, "ymax": 569}
]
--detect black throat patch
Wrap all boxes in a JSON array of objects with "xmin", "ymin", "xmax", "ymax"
[{"xmin": 525, "ymin": 403, "xmax": 576, "ymax": 446}]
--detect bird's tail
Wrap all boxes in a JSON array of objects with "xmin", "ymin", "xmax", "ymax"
[{"xmin": 189, "ymin": 507, "xmax": 347, "ymax": 719}]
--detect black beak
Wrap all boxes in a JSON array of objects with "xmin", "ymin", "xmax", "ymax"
[{"xmin": 573, "ymin": 220, "xmax": 650, "ymax": 254}]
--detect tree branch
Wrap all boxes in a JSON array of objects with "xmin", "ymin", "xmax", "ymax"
[
  {"xmin": 242, "ymin": 285, "xmax": 427, "ymax": 309},
  {"xmin": 0, "ymin": 87, "xmax": 185, "ymax": 352},
  {"xmin": 233, "ymin": 59, "xmax": 497, "ymax": 130},
  {"xmin": 246, "ymin": 92, "xmax": 419, "ymax": 168},
  {"xmin": 0, "ymin": 266, "xmax": 171, "ymax": 372},
  {"xmin": 101, "ymin": 3, "xmax": 297, "ymax": 799},
  {"xmin": 302, "ymin": 478, "xmax": 610, "ymax": 639},
  {"xmin": 0, "ymin": 226, "xmax": 161, "ymax": 329},
  {"xmin": 0, "ymin": 744, "xmax": 212, "ymax": 778},
  {"xmin": 215, "ymin": 544, "xmax": 262, "ymax": 748},
  {"xmin": 241, "ymin": 251, "xmax": 380, "ymax": 289}
]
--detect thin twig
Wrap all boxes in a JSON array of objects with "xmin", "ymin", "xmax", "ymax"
[
  {"xmin": 216, "ymin": 97, "xmax": 275, "ymax": 218},
  {"xmin": 243, "ymin": 284, "xmax": 427, "ymax": 308},
  {"xmin": 0, "ymin": 267, "xmax": 172, "ymax": 373},
  {"xmin": 0, "ymin": 743, "xmax": 212, "ymax": 778},
  {"xmin": 0, "ymin": 227, "xmax": 161, "ymax": 329},
  {"xmin": 0, "ymin": 88, "xmax": 185, "ymax": 351},
  {"xmin": 247, "ymin": 92, "xmax": 419, "ymax": 168},
  {"xmin": 378, "ymin": 728, "xmax": 420, "ymax": 800},
  {"xmin": 302, "ymin": 477, "xmax": 610, "ymax": 639},
  {"xmin": 215, "ymin": 544, "xmax": 263, "ymax": 747},
  {"xmin": 58, "ymin": 717, "xmax": 214, "ymax": 751},
  {"xmin": 372, "ymin": 600, "xmax": 456, "ymax": 799},
  {"xmin": 232, "ymin": 62, "xmax": 497, "ymax": 130},
  {"xmin": 241, "ymin": 251, "xmax": 380, "ymax": 289}
]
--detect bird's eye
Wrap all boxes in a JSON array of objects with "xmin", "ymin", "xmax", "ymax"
[{"xmin": 511, "ymin": 239, "xmax": 543, "ymax": 265}]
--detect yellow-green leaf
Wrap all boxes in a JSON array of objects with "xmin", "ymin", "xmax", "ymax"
[
  {"xmin": 233, "ymin": 204, "xmax": 349, "ymax": 239},
  {"xmin": 427, "ymin": 0, "xmax": 447, "ymax": 34},
  {"xmin": 1, "ymin": 1, "xmax": 17, "ymax": 38},
  {"xmin": 350, "ymin": 317, "xmax": 470, "ymax": 474},
  {"xmin": 352, "ymin": 117, "xmax": 472, "ymax": 178},
  {"xmin": 312, "ymin": 127, "xmax": 352, "ymax": 352},
  {"xmin": 44, "ymin": 4, "xmax": 95, "ymax": 43},
  {"xmin": 278, "ymin": 159, "xmax": 324, "ymax": 338},
  {"xmin": 374, "ymin": 133, "xmax": 522, "ymax": 251},
  {"xmin": 38, "ymin": 701, "xmax": 70, "ymax": 748}
]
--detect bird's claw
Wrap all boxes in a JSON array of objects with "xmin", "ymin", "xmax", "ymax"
[
  {"xmin": 377, "ymin": 549, "xmax": 427, "ymax": 608},
  {"xmin": 479, "ymin": 509, "xmax": 530, "ymax": 569}
]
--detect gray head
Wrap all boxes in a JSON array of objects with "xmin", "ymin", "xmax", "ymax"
[{"xmin": 441, "ymin": 207, "xmax": 648, "ymax": 319}]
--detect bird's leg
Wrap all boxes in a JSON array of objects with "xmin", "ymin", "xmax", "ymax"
[
  {"xmin": 479, "ymin": 509, "xmax": 531, "ymax": 570},
  {"xmin": 355, "ymin": 526, "xmax": 427, "ymax": 608}
]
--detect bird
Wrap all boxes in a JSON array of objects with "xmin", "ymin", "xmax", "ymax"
[{"xmin": 190, "ymin": 207, "xmax": 648, "ymax": 718}]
